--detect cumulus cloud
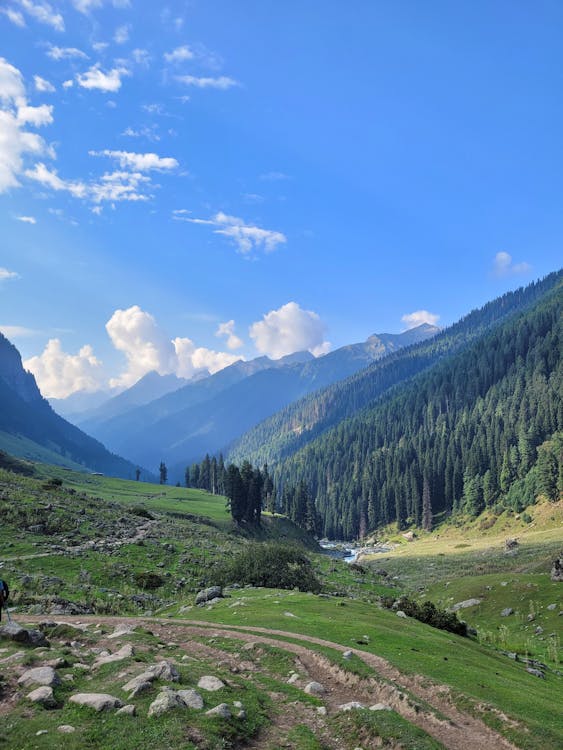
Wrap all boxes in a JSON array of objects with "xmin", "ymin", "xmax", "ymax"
[
  {"xmin": 164, "ymin": 45, "xmax": 194, "ymax": 63},
  {"xmin": 72, "ymin": 0, "xmax": 130, "ymax": 12},
  {"xmin": 401, "ymin": 310, "xmax": 440, "ymax": 329},
  {"xmin": 89, "ymin": 149, "xmax": 178, "ymax": 171},
  {"xmin": 24, "ymin": 339, "xmax": 105, "ymax": 398},
  {"xmin": 33, "ymin": 75, "xmax": 55, "ymax": 93},
  {"xmin": 0, "ymin": 58, "xmax": 54, "ymax": 193},
  {"xmin": 16, "ymin": 215, "xmax": 36, "ymax": 223},
  {"xmin": 215, "ymin": 320, "xmax": 243, "ymax": 350},
  {"xmin": 113, "ymin": 24, "xmax": 129, "ymax": 44},
  {"xmin": 492, "ymin": 251, "xmax": 532, "ymax": 278},
  {"xmin": 15, "ymin": 0, "xmax": 64, "ymax": 31},
  {"xmin": 176, "ymin": 74, "xmax": 239, "ymax": 89},
  {"xmin": 47, "ymin": 45, "xmax": 88, "ymax": 60},
  {"xmin": 250, "ymin": 302, "xmax": 330, "ymax": 359},
  {"xmin": 1, "ymin": 8, "xmax": 26, "ymax": 26},
  {"xmin": 177, "ymin": 211, "xmax": 286, "ymax": 255},
  {"xmin": 76, "ymin": 65, "xmax": 129, "ymax": 92},
  {"xmin": 106, "ymin": 305, "xmax": 241, "ymax": 387},
  {"xmin": 0, "ymin": 267, "xmax": 19, "ymax": 281}
]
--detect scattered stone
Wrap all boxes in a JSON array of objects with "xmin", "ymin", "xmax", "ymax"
[
  {"xmin": 36, "ymin": 730, "xmax": 48, "ymax": 736},
  {"xmin": 206, "ymin": 703, "xmax": 231, "ymax": 719},
  {"xmin": 27, "ymin": 686, "xmax": 57, "ymax": 708},
  {"xmin": 177, "ymin": 689, "xmax": 204, "ymax": 709},
  {"xmin": 93, "ymin": 643, "xmax": 134, "ymax": 668},
  {"xmin": 396, "ymin": 610, "xmax": 407, "ymax": 618},
  {"xmin": 547, "ymin": 603, "xmax": 557, "ymax": 611},
  {"xmin": 284, "ymin": 611, "xmax": 297, "ymax": 618},
  {"xmin": 195, "ymin": 586, "xmax": 223, "ymax": 606},
  {"xmin": 550, "ymin": 557, "xmax": 563, "ymax": 582},
  {"xmin": 500, "ymin": 608, "xmax": 514, "ymax": 617},
  {"xmin": 57, "ymin": 726, "xmax": 76, "ymax": 734},
  {"xmin": 146, "ymin": 661, "xmax": 180, "ymax": 682},
  {"xmin": 505, "ymin": 538, "xmax": 519, "ymax": 551},
  {"xmin": 343, "ymin": 650, "xmax": 353, "ymax": 660},
  {"xmin": 527, "ymin": 613, "xmax": 535, "ymax": 622},
  {"xmin": 304, "ymin": 681, "xmax": 326, "ymax": 696},
  {"xmin": 148, "ymin": 690, "xmax": 184, "ymax": 717},
  {"xmin": 69, "ymin": 693, "xmax": 124, "ymax": 712},
  {"xmin": 198, "ymin": 675, "xmax": 225, "ymax": 692},
  {"xmin": 129, "ymin": 680, "xmax": 153, "ymax": 698},
  {"xmin": 339, "ymin": 701, "xmax": 365, "ymax": 711},
  {"xmin": 0, "ymin": 623, "xmax": 49, "ymax": 647},
  {"xmin": 73, "ymin": 663, "xmax": 91, "ymax": 672},
  {"xmin": 287, "ymin": 672, "xmax": 299, "ymax": 684},
  {"xmin": 116, "ymin": 704, "xmax": 136, "ymax": 716},
  {"xmin": 108, "ymin": 624, "xmax": 137, "ymax": 639},
  {"xmin": 451, "ymin": 598, "xmax": 482, "ymax": 611},
  {"xmin": 0, "ymin": 650, "xmax": 25, "ymax": 664},
  {"xmin": 535, "ymin": 626, "xmax": 544, "ymax": 635},
  {"xmin": 526, "ymin": 668, "xmax": 545, "ymax": 679},
  {"xmin": 370, "ymin": 703, "xmax": 392, "ymax": 711},
  {"xmin": 317, "ymin": 706, "xmax": 327, "ymax": 716},
  {"xmin": 18, "ymin": 666, "xmax": 60, "ymax": 689}
]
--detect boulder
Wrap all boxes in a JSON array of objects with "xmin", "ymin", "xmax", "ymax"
[
  {"xmin": 206, "ymin": 703, "xmax": 231, "ymax": 719},
  {"xmin": 18, "ymin": 666, "xmax": 60, "ymax": 688},
  {"xmin": 116, "ymin": 704, "xmax": 137, "ymax": 716},
  {"xmin": 451, "ymin": 598, "xmax": 482, "ymax": 611},
  {"xmin": 396, "ymin": 610, "xmax": 407, "ymax": 618},
  {"xmin": 304, "ymin": 681, "xmax": 326, "ymax": 696},
  {"xmin": 339, "ymin": 701, "xmax": 364, "ymax": 711},
  {"xmin": 343, "ymin": 651, "xmax": 353, "ymax": 660},
  {"xmin": 27, "ymin": 686, "xmax": 57, "ymax": 708},
  {"xmin": 148, "ymin": 690, "xmax": 184, "ymax": 717},
  {"xmin": 526, "ymin": 668, "xmax": 545, "ymax": 679},
  {"xmin": 93, "ymin": 643, "xmax": 134, "ymax": 668},
  {"xmin": 551, "ymin": 557, "xmax": 563, "ymax": 582},
  {"xmin": 69, "ymin": 693, "xmax": 124, "ymax": 712},
  {"xmin": 370, "ymin": 703, "xmax": 392, "ymax": 711},
  {"xmin": 0, "ymin": 623, "xmax": 49, "ymax": 647},
  {"xmin": 177, "ymin": 689, "xmax": 204, "ymax": 709},
  {"xmin": 146, "ymin": 660, "xmax": 179, "ymax": 682},
  {"xmin": 57, "ymin": 726, "xmax": 76, "ymax": 733},
  {"xmin": 500, "ymin": 608, "xmax": 514, "ymax": 617},
  {"xmin": 198, "ymin": 675, "xmax": 225, "ymax": 691},
  {"xmin": 195, "ymin": 586, "xmax": 223, "ymax": 606}
]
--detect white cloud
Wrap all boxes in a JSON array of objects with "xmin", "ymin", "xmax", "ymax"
[
  {"xmin": 178, "ymin": 211, "xmax": 286, "ymax": 255},
  {"xmin": 47, "ymin": 45, "xmax": 88, "ymax": 61},
  {"xmin": 131, "ymin": 48, "xmax": 150, "ymax": 66},
  {"xmin": 259, "ymin": 171, "xmax": 290, "ymax": 181},
  {"xmin": 15, "ymin": 0, "xmax": 64, "ymax": 31},
  {"xmin": 33, "ymin": 75, "xmax": 55, "ymax": 93},
  {"xmin": 250, "ymin": 302, "xmax": 330, "ymax": 359},
  {"xmin": 25, "ymin": 162, "xmax": 87, "ymax": 197},
  {"xmin": 113, "ymin": 24, "xmax": 129, "ymax": 44},
  {"xmin": 176, "ymin": 75, "xmax": 238, "ymax": 89},
  {"xmin": 492, "ymin": 251, "xmax": 532, "ymax": 278},
  {"xmin": 122, "ymin": 124, "xmax": 160, "ymax": 142},
  {"xmin": 24, "ymin": 339, "xmax": 105, "ymax": 398},
  {"xmin": 1, "ymin": 8, "xmax": 26, "ymax": 26},
  {"xmin": 0, "ymin": 267, "xmax": 19, "ymax": 281},
  {"xmin": 89, "ymin": 149, "xmax": 178, "ymax": 171},
  {"xmin": 215, "ymin": 320, "xmax": 243, "ymax": 350},
  {"xmin": 0, "ymin": 58, "xmax": 54, "ymax": 193},
  {"xmin": 164, "ymin": 45, "xmax": 194, "ymax": 63},
  {"xmin": 16, "ymin": 215, "xmax": 36, "ymax": 223},
  {"xmin": 106, "ymin": 305, "xmax": 240, "ymax": 387},
  {"xmin": 401, "ymin": 310, "xmax": 440, "ymax": 329},
  {"xmin": 72, "ymin": 0, "xmax": 130, "ymax": 12},
  {"xmin": 76, "ymin": 65, "xmax": 129, "ymax": 92},
  {"xmin": 0, "ymin": 325, "xmax": 37, "ymax": 338}
]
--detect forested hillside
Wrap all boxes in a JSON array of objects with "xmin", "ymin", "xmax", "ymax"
[
  {"xmin": 272, "ymin": 277, "xmax": 562, "ymax": 539},
  {"xmin": 229, "ymin": 272, "xmax": 562, "ymax": 469}
]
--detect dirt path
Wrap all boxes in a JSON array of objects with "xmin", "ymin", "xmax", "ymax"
[{"xmin": 23, "ymin": 614, "xmax": 518, "ymax": 750}]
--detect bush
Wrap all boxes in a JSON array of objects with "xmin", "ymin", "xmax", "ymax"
[
  {"xmin": 382, "ymin": 595, "xmax": 468, "ymax": 637},
  {"xmin": 134, "ymin": 572, "xmax": 164, "ymax": 590},
  {"xmin": 129, "ymin": 506, "xmax": 155, "ymax": 520},
  {"xmin": 215, "ymin": 542, "xmax": 321, "ymax": 593}
]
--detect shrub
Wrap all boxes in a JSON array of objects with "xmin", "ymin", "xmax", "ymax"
[
  {"xmin": 129, "ymin": 506, "xmax": 155, "ymax": 520},
  {"xmin": 134, "ymin": 572, "xmax": 165, "ymax": 590},
  {"xmin": 215, "ymin": 542, "xmax": 321, "ymax": 593},
  {"xmin": 382, "ymin": 595, "xmax": 468, "ymax": 637}
]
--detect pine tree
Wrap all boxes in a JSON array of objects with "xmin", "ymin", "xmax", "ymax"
[
  {"xmin": 422, "ymin": 475, "xmax": 432, "ymax": 531},
  {"xmin": 159, "ymin": 461, "xmax": 167, "ymax": 485}
]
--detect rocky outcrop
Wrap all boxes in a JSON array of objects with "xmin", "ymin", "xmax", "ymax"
[{"xmin": 69, "ymin": 693, "xmax": 124, "ymax": 712}]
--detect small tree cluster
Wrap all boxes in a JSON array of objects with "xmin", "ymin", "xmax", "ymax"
[
  {"xmin": 281, "ymin": 480, "xmax": 320, "ymax": 535},
  {"xmin": 185, "ymin": 454, "xmax": 226, "ymax": 495},
  {"xmin": 381, "ymin": 595, "xmax": 468, "ymax": 637}
]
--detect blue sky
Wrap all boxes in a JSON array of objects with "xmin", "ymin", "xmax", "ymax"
[{"xmin": 0, "ymin": 1, "xmax": 561, "ymax": 398}]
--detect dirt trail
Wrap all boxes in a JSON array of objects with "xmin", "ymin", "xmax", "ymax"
[{"xmin": 23, "ymin": 614, "xmax": 518, "ymax": 750}]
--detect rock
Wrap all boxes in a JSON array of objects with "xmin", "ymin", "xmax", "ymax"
[
  {"xmin": 535, "ymin": 626, "xmax": 544, "ymax": 635},
  {"xmin": 18, "ymin": 666, "xmax": 61, "ymax": 688},
  {"xmin": 500, "ymin": 608, "xmax": 514, "ymax": 617},
  {"xmin": 146, "ymin": 661, "xmax": 180, "ymax": 682},
  {"xmin": 343, "ymin": 650, "xmax": 353, "ymax": 660},
  {"xmin": 0, "ymin": 623, "xmax": 49, "ymax": 647},
  {"xmin": 339, "ymin": 701, "xmax": 365, "ymax": 711},
  {"xmin": 129, "ymin": 680, "xmax": 153, "ymax": 698},
  {"xmin": 27, "ymin": 686, "xmax": 57, "ymax": 708},
  {"xmin": 148, "ymin": 691, "xmax": 184, "ymax": 717},
  {"xmin": 287, "ymin": 672, "xmax": 299, "ymax": 684},
  {"xmin": 69, "ymin": 693, "xmax": 124, "ymax": 712},
  {"xmin": 206, "ymin": 703, "xmax": 231, "ymax": 718},
  {"xmin": 317, "ymin": 706, "xmax": 327, "ymax": 715},
  {"xmin": 93, "ymin": 643, "xmax": 134, "ymax": 668},
  {"xmin": 451, "ymin": 598, "xmax": 482, "ymax": 611},
  {"xmin": 370, "ymin": 703, "xmax": 392, "ymax": 711},
  {"xmin": 108, "ymin": 624, "xmax": 137, "ymax": 639},
  {"xmin": 547, "ymin": 603, "xmax": 557, "ymax": 611},
  {"xmin": 116, "ymin": 704, "xmax": 136, "ymax": 716},
  {"xmin": 177, "ymin": 689, "xmax": 204, "ymax": 709},
  {"xmin": 198, "ymin": 675, "xmax": 225, "ymax": 691},
  {"xmin": 526, "ymin": 668, "xmax": 545, "ymax": 679},
  {"xmin": 527, "ymin": 613, "xmax": 535, "ymax": 622},
  {"xmin": 550, "ymin": 557, "xmax": 563, "ymax": 582},
  {"xmin": 304, "ymin": 681, "xmax": 326, "ymax": 696},
  {"xmin": 57, "ymin": 726, "xmax": 76, "ymax": 733},
  {"xmin": 0, "ymin": 650, "xmax": 25, "ymax": 664},
  {"xmin": 396, "ymin": 610, "xmax": 407, "ymax": 618},
  {"xmin": 195, "ymin": 586, "xmax": 223, "ymax": 606},
  {"xmin": 505, "ymin": 538, "xmax": 519, "ymax": 551}
]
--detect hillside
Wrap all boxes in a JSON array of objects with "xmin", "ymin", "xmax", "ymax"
[
  {"xmin": 77, "ymin": 326, "xmax": 437, "ymax": 478},
  {"xmin": 229, "ymin": 272, "xmax": 562, "ymax": 470},
  {"xmin": 0, "ymin": 334, "xmax": 145, "ymax": 478},
  {"xmin": 269, "ymin": 275, "xmax": 562, "ymax": 538}
]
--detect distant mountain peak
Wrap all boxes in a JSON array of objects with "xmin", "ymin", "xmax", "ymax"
[{"xmin": 0, "ymin": 332, "xmax": 42, "ymax": 404}]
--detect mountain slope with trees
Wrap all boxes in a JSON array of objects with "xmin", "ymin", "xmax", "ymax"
[
  {"xmin": 229, "ymin": 272, "xmax": 562, "ymax": 470},
  {"xmin": 269, "ymin": 276, "xmax": 562, "ymax": 538}
]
